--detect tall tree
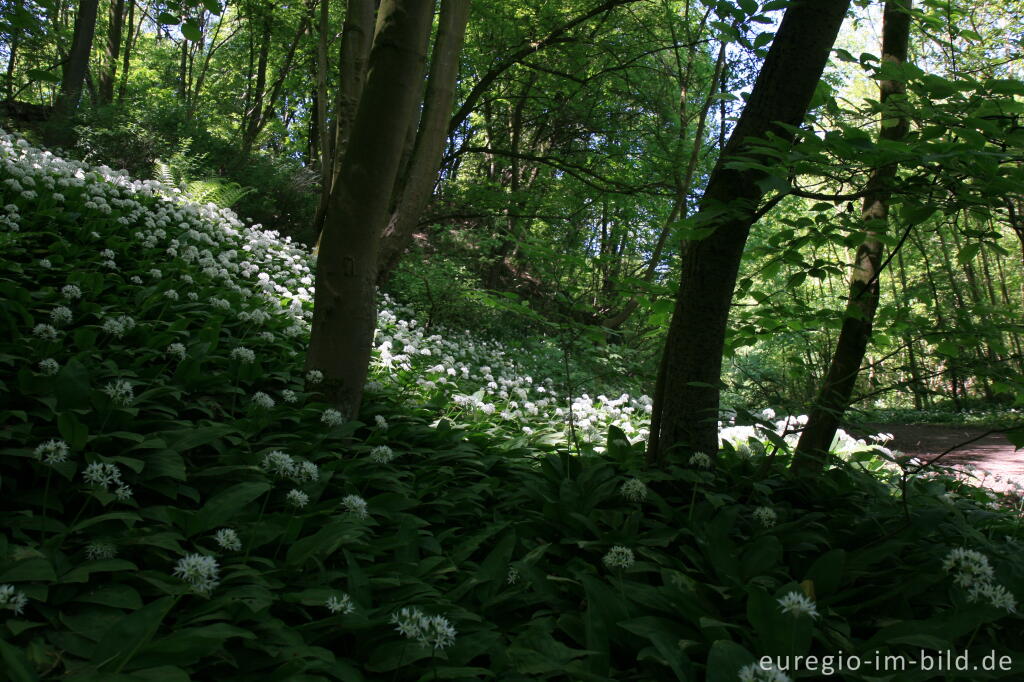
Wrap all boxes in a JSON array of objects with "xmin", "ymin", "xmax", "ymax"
[
  {"xmin": 647, "ymin": 0, "xmax": 852, "ymax": 464},
  {"xmin": 306, "ymin": 0, "xmax": 441, "ymax": 417},
  {"xmin": 791, "ymin": 0, "xmax": 913, "ymax": 473},
  {"xmin": 46, "ymin": 0, "xmax": 100, "ymax": 145},
  {"xmin": 98, "ymin": 0, "xmax": 126, "ymax": 104}
]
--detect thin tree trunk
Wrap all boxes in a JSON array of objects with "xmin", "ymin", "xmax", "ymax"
[
  {"xmin": 375, "ymin": 0, "xmax": 469, "ymax": 280},
  {"xmin": 791, "ymin": 0, "xmax": 911, "ymax": 473},
  {"xmin": 306, "ymin": 0, "xmax": 435, "ymax": 417},
  {"xmin": 647, "ymin": 0, "xmax": 852, "ymax": 465},
  {"xmin": 98, "ymin": 0, "xmax": 125, "ymax": 104},
  {"xmin": 47, "ymin": 0, "xmax": 101, "ymax": 146},
  {"xmin": 116, "ymin": 0, "xmax": 138, "ymax": 102},
  {"xmin": 314, "ymin": 0, "xmax": 331, "ymax": 166},
  {"xmin": 4, "ymin": 0, "xmax": 24, "ymax": 102},
  {"xmin": 312, "ymin": 0, "xmax": 375, "ymax": 246}
]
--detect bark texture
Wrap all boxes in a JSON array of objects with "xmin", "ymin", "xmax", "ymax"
[
  {"xmin": 648, "ymin": 0, "xmax": 851, "ymax": 465},
  {"xmin": 377, "ymin": 0, "xmax": 471, "ymax": 281},
  {"xmin": 306, "ymin": 0, "xmax": 434, "ymax": 417},
  {"xmin": 791, "ymin": 0, "xmax": 912, "ymax": 473},
  {"xmin": 46, "ymin": 0, "xmax": 100, "ymax": 146}
]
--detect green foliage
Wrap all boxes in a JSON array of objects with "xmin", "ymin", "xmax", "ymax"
[{"xmin": 2, "ymin": 128, "xmax": 1023, "ymax": 682}]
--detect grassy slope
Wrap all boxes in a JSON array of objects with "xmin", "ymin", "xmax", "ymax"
[{"xmin": 1, "ymin": 131, "xmax": 1023, "ymax": 681}]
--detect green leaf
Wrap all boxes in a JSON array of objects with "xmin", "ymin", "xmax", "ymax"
[
  {"xmin": 26, "ymin": 69, "xmax": 61, "ymax": 83},
  {"xmin": 191, "ymin": 481, "xmax": 270, "ymax": 535},
  {"xmin": 201, "ymin": 0, "xmax": 221, "ymax": 12},
  {"xmin": 157, "ymin": 12, "xmax": 179, "ymax": 24},
  {"xmin": 58, "ymin": 411, "xmax": 89, "ymax": 450},
  {"xmin": 706, "ymin": 640, "xmax": 755, "ymax": 682},
  {"xmin": 957, "ymin": 243, "xmax": 980, "ymax": 265},
  {"xmin": 92, "ymin": 596, "xmax": 175, "ymax": 672},
  {"xmin": 181, "ymin": 20, "xmax": 202, "ymax": 42},
  {"xmin": 0, "ymin": 639, "xmax": 38, "ymax": 682},
  {"xmin": 55, "ymin": 358, "xmax": 92, "ymax": 410},
  {"xmin": 0, "ymin": 558, "xmax": 57, "ymax": 582},
  {"xmin": 806, "ymin": 549, "xmax": 845, "ymax": 598},
  {"xmin": 74, "ymin": 584, "xmax": 144, "ymax": 610}
]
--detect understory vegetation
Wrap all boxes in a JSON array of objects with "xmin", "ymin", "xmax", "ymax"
[{"xmin": 2, "ymin": 132, "xmax": 1023, "ymax": 681}]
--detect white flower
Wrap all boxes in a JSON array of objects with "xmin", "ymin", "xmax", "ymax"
[
  {"xmin": 33, "ymin": 323, "xmax": 58, "ymax": 340},
  {"xmin": 321, "ymin": 408, "xmax": 344, "ymax": 427},
  {"xmin": 281, "ymin": 389, "xmax": 298, "ymax": 403},
  {"xmin": 620, "ymin": 478, "xmax": 647, "ymax": 502},
  {"xmin": 305, "ymin": 369, "xmax": 324, "ymax": 384},
  {"xmin": 85, "ymin": 543, "xmax": 117, "ymax": 560},
  {"xmin": 689, "ymin": 452, "xmax": 712, "ymax": 469},
  {"xmin": 50, "ymin": 306, "xmax": 73, "ymax": 325},
  {"xmin": 231, "ymin": 346, "xmax": 255, "ymax": 363},
  {"xmin": 507, "ymin": 567, "xmax": 520, "ymax": 585},
  {"xmin": 251, "ymin": 391, "xmax": 275, "ymax": 409},
  {"xmin": 967, "ymin": 581, "xmax": 1017, "ymax": 613},
  {"xmin": 34, "ymin": 439, "xmax": 69, "ymax": 465},
  {"xmin": 943, "ymin": 547, "xmax": 995, "ymax": 587},
  {"xmin": 341, "ymin": 494, "xmax": 368, "ymax": 519},
  {"xmin": 103, "ymin": 379, "xmax": 134, "ymax": 406},
  {"xmin": 167, "ymin": 342, "xmax": 187, "ymax": 360},
  {"xmin": 292, "ymin": 460, "xmax": 319, "ymax": 483},
  {"xmin": 0, "ymin": 584, "xmax": 28, "ymax": 615},
  {"xmin": 261, "ymin": 450, "xmax": 295, "ymax": 478},
  {"xmin": 286, "ymin": 489, "xmax": 309, "ymax": 508},
  {"xmin": 38, "ymin": 358, "xmax": 59, "ymax": 375},
  {"xmin": 370, "ymin": 445, "xmax": 395, "ymax": 464},
  {"xmin": 602, "ymin": 545, "xmax": 635, "ymax": 570},
  {"xmin": 374, "ymin": 415, "xmax": 389, "ymax": 430},
  {"xmin": 739, "ymin": 661, "xmax": 792, "ymax": 682},
  {"xmin": 390, "ymin": 607, "xmax": 457, "ymax": 650},
  {"xmin": 753, "ymin": 506, "xmax": 777, "ymax": 528},
  {"xmin": 82, "ymin": 462, "xmax": 123, "ymax": 489},
  {"xmin": 326, "ymin": 593, "xmax": 356, "ymax": 615},
  {"xmin": 173, "ymin": 553, "xmax": 220, "ymax": 595},
  {"xmin": 39, "ymin": 258, "xmax": 51, "ymax": 268},
  {"xmin": 213, "ymin": 528, "xmax": 242, "ymax": 552},
  {"xmin": 115, "ymin": 484, "xmax": 133, "ymax": 501},
  {"xmin": 777, "ymin": 590, "xmax": 819, "ymax": 619},
  {"xmin": 61, "ymin": 284, "xmax": 82, "ymax": 300},
  {"xmin": 163, "ymin": 289, "xmax": 179, "ymax": 301}
]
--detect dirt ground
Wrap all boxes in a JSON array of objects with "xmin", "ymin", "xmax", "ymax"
[{"xmin": 852, "ymin": 422, "xmax": 1023, "ymax": 487}]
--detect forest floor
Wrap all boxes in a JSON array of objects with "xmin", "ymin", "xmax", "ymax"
[{"xmin": 853, "ymin": 422, "xmax": 1023, "ymax": 491}]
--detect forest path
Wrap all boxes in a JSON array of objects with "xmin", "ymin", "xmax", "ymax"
[{"xmin": 852, "ymin": 422, "xmax": 1023, "ymax": 489}]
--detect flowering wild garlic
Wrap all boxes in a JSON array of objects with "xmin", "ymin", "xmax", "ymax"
[
  {"xmin": 213, "ymin": 528, "xmax": 242, "ymax": 552},
  {"xmin": 34, "ymin": 439, "xmax": 70, "ymax": 465},
  {"xmin": 753, "ymin": 506, "xmax": 777, "ymax": 528},
  {"xmin": 390, "ymin": 607, "xmax": 457, "ymax": 650},
  {"xmin": 0, "ymin": 585, "xmax": 28, "ymax": 615},
  {"xmin": 370, "ymin": 445, "xmax": 395, "ymax": 464},
  {"xmin": 602, "ymin": 546, "xmax": 635, "ymax": 570},
  {"xmin": 341, "ymin": 494, "xmax": 369, "ymax": 519},
  {"xmin": 944, "ymin": 547, "xmax": 1017, "ymax": 612},
  {"xmin": 326, "ymin": 593, "xmax": 356, "ymax": 615},
  {"xmin": 777, "ymin": 591, "xmax": 819, "ymax": 619},
  {"xmin": 85, "ymin": 543, "xmax": 117, "ymax": 560},
  {"xmin": 38, "ymin": 358, "xmax": 59, "ymax": 375},
  {"xmin": 82, "ymin": 462, "xmax": 123, "ymax": 489},
  {"xmin": 286, "ymin": 489, "xmax": 309, "ymax": 509},
  {"xmin": 620, "ymin": 478, "xmax": 647, "ymax": 502},
  {"xmin": 688, "ymin": 452, "xmax": 712, "ymax": 469},
  {"xmin": 173, "ymin": 554, "xmax": 220, "ymax": 595},
  {"xmin": 321, "ymin": 408, "xmax": 344, "ymax": 427}
]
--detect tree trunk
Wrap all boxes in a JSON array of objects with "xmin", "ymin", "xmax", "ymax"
[
  {"xmin": 647, "ymin": 0, "xmax": 852, "ymax": 465},
  {"xmin": 375, "ymin": 0, "xmax": 469, "ymax": 281},
  {"xmin": 306, "ymin": 0, "xmax": 435, "ymax": 417},
  {"xmin": 791, "ymin": 0, "xmax": 911, "ymax": 473},
  {"xmin": 312, "ymin": 0, "xmax": 375, "ymax": 246},
  {"xmin": 46, "ymin": 0, "xmax": 100, "ymax": 146},
  {"xmin": 116, "ymin": 0, "xmax": 138, "ymax": 102},
  {"xmin": 98, "ymin": 0, "xmax": 125, "ymax": 104}
]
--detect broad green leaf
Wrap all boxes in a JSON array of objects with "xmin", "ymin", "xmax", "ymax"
[
  {"xmin": 181, "ymin": 20, "xmax": 202, "ymax": 42},
  {"xmin": 706, "ymin": 640, "xmax": 755, "ymax": 682},
  {"xmin": 0, "ymin": 639, "xmax": 38, "ymax": 682},
  {"xmin": 191, "ymin": 481, "xmax": 270, "ymax": 534},
  {"xmin": 92, "ymin": 596, "xmax": 175, "ymax": 672}
]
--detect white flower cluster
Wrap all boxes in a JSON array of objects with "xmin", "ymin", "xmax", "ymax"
[
  {"xmin": 321, "ymin": 408, "xmax": 344, "ymax": 427},
  {"xmin": 102, "ymin": 379, "xmax": 134, "ymax": 406},
  {"xmin": 34, "ymin": 439, "xmax": 70, "ymax": 465},
  {"xmin": 0, "ymin": 584, "xmax": 28, "ymax": 614},
  {"xmin": 370, "ymin": 445, "xmax": 395, "ymax": 464},
  {"xmin": 326, "ymin": 593, "xmax": 356, "ymax": 615},
  {"xmin": 85, "ymin": 543, "xmax": 117, "ymax": 560},
  {"xmin": 620, "ymin": 478, "xmax": 647, "ymax": 502},
  {"xmin": 173, "ymin": 553, "xmax": 220, "ymax": 595},
  {"xmin": 390, "ymin": 606, "xmax": 457, "ymax": 650},
  {"xmin": 752, "ymin": 506, "xmax": 777, "ymax": 528},
  {"xmin": 943, "ymin": 548, "xmax": 1017, "ymax": 612},
  {"xmin": 341, "ymin": 494, "xmax": 369, "ymax": 519},
  {"xmin": 602, "ymin": 545, "xmax": 635, "ymax": 570},
  {"xmin": 777, "ymin": 590, "xmax": 819, "ymax": 619},
  {"xmin": 739, "ymin": 661, "xmax": 792, "ymax": 682},
  {"xmin": 213, "ymin": 528, "xmax": 242, "ymax": 551}
]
